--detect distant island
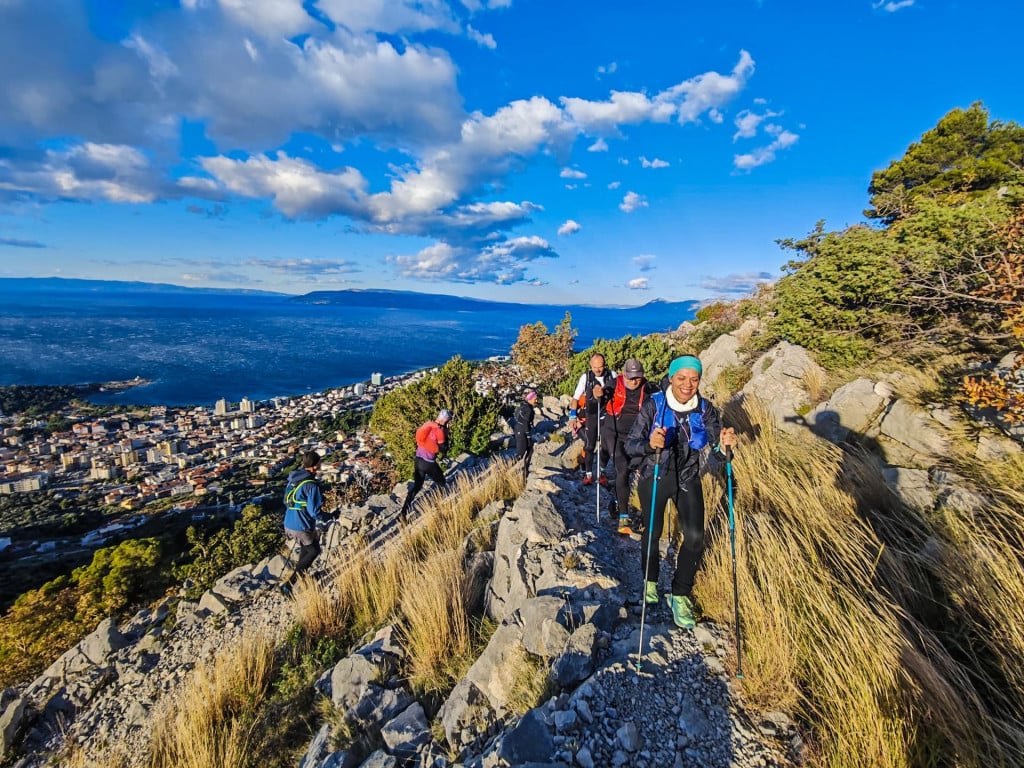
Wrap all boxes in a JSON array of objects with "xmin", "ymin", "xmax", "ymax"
[
  {"xmin": 0, "ymin": 277, "xmax": 697, "ymax": 312},
  {"xmin": 291, "ymin": 288, "xmax": 696, "ymax": 315}
]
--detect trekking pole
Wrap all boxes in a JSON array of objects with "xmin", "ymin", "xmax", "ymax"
[
  {"xmin": 727, "ymin": 449, "xmax": 743, "ymax": 679},
  {"xmin": 635, "ymin": 448, "xmax": 661, "ymax": 676},
  {"xmin": 595, "ymin": 403, "xmax": 602, "ymax": 525}
]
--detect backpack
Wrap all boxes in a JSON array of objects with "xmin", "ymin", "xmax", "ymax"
[
  {"xmin": 577, "ymin": 370, "xmax": 611, "ymax": 418},
  {"xmin": 285, "ymin": 478, "xmax": 315, "ymax": 513}
]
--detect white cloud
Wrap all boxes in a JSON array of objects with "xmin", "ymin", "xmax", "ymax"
[
  {"xmin": 388, "ymin": 234, "xmax": 556, "ymax": 284},
  {"xmin": 732, "ymin": 108, "xmax": 779, "ymax": 140},
  {"xmin": 640, "ymin": 156, "xmax": 669, "ymax": 168},
  {"xmin": 561, "ymin": 50, "xmax": 753, "ymax": 134},
  {"xmin": 0, "ymin": 142, "xmax": 170, "ymax": 203},
  {"xmin": 560, "ymin": 167, "xmax": 587, "ymax": 179},
  {"xmin": 618, "ymin": 158, "xmax": 629, "ymax": 165},
  {"xmin": 557, "ymin": 219, "xmax": 581, "ymax": 236},
  {"xmin": 201, "ymin": 152, "xmax": 370, "ymax": 218},
  {"xmin": 628, "ymin": 278, "xmax": 649, "ymax": 290},
  {"xmin": 587, "ymin": 138, "xmax": 608, "ymax": 152},
  {"xmin": 632, "ymin": 254, "xmax": 656, "ymax": 271},
  {"xmin": 247, "ymin": 257, "xmax": 360, "ymax": 275},
  {"xmin": 733, "ymin": 127, "xmax": 799, "ymax": 170},
  {"xmin": 700, "ymin": 271, "xmax": 774, "ymax": 294},
  {"xmin": 872, "ymin": 0, "xmax": 915, "ymax": 11},
  {"xmin": 619, "ymin": 191, "xmax": 648, "ymax": 213},
  {"xmin": 607, "ymin": 180, "xmax": 621, "ymax": 189},
  {"xmin": 466, "ymin": 24, "xmax": 497, "ymax": 48},
  {"xmin": 596, "ymin": 61, "xmax": 618, "ymax": 76}
]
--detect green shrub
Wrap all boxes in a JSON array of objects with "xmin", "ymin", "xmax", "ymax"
[
  {"xmin": 175, "ymin": 505, "xmax": 283, "ymax": 599},
  {"xmin": 558, "ymin": 334, "xmax": 678, "ymax": 394},
  {"xmin": 370, "ymin": 356, "xmax": 502, "ymax": 479}
]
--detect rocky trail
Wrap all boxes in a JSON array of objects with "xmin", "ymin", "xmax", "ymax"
[{"xmin": 7, "ymin": 418, "xmax": 798, "ymax": 768}]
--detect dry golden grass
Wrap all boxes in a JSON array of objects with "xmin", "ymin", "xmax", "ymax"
[
  {"xmin": 696, "ymin": 396, "xmax": 1024, "ymax": 768},
  {"xmin": 289, "ymin": 457, "xmax": 523, "ymax": 695},
  {"xmin": 148, "ymin": 634, "xmax": 275, "ymax": 768}
]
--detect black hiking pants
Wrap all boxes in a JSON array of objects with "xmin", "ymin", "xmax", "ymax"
[
  {"xmin": 582, "ymin": 413, "xmax": 613, "ymax": 477},
  {"xmin": 284, "ymin": 528, "xmax": 321, "ymax": 585},
  {"xmin": 637, "ymin": 472, "xmax": 706, "ymax": 597},
  {"xmin": 515, "ymin": 432, "xmax": 533, "ymax": 481},
  {"xmin": 401, "ymin": 456, "xmax": 447, "ymax": 517},
  {"xmin": 612, "ymin": 436, "xmax": 635, "ymax": 516}
]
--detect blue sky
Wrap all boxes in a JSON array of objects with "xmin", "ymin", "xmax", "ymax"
[{"xmin": 1, "ymin": 0, "xmax": 1022, "ymax": 305}]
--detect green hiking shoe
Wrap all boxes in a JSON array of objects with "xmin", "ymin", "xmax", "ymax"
[
  {"xmin": 644, "ymin": 580, "xmax": 659, "ymax": 605},
  {"xmin": 668, "ymin": 594, "xmax": 696, "ymax": 629}
]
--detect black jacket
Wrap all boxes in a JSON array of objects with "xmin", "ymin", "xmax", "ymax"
[
  {"xmin": 513, "ymin": 401, "xmax": 535, "ymax": 438},
  {"xmin": 625, "ymin": 391, "xmax": 728, "ymax": 486}
]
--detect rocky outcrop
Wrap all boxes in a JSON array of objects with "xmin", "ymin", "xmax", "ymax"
[{"xmin": 742, "ymin": 342, "xmax": 825, "ymax": 431}]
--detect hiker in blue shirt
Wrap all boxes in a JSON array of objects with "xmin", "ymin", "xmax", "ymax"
[
  {"xmin": 626, "ymin": 356, "xmax": 737, "ymax": 629},
  {"xmin": 281, "ymin": 450, "xmax": 326, "ymax": 594}
]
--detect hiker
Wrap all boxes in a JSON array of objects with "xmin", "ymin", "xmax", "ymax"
[
  {"xmin": 625, "ymin": 355, "xmax": 737, "ymax": 629},
  {"xmin": 514, "ymin": 390, "xmax": 537, "ymax": 481},
  {"xmin": 569, "ymin": 353, "xmax": 615, "ymax": 485},
  {"xmin": 281, "ymin": 450, "xmax": 327, "ymax": 595},
  {"xmin": 606, "ymin": 358, "xmax": 657, "ymax": 534},
  {"xmin": 399, "ymin": 409, "xmax": 452, "ymax": 522}
]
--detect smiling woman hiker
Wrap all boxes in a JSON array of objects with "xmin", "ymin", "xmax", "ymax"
[{"xmin": 625, "ymin": 355, "xmax": 738, "ymax": 629}]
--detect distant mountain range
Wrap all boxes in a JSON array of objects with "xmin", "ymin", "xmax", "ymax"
[
  {"xmin": 0, "ymin": 277, "xmax": 285, "ymax": 297},
  {"xmin": 291, "ymin": 288, "xmax": 697, "ymax": 314},
  {"xmin": 1, "ymin": 278, "xmax": 699, "ymax": 314}
]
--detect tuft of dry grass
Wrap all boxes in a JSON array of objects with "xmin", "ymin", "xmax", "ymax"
[
  {"xmin": 148, "ymin": 634, "xmax": 275, "ymax": 768},
  {"xmin": 504, "ymin": 645, "xmax": 554, "ymax": 718},
  {"xmin": 697, "ymin": 396, "xmax": 1024, "ymax": 768}
]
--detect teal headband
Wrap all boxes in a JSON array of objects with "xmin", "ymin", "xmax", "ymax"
[{"xmin": 668, "ymin": 355, "xmax": 703, "ymax": 378}]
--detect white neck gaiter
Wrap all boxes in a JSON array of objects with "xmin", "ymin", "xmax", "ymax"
[{"xmin": 666, "ymin": 388, "xmax": 699, "ymax": 412}]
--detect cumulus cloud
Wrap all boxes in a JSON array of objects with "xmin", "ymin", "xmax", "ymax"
[
  {"xmin": 608, "ymin": 180, "xmax": 621, "ymax": 189},
  {"xmin": 557, "ymin": 219, "xmax": 581, "ymax": 236},
  {"xmin": 0, "ymin": 142, "xmax": 177, "ymax": 203},
  {"xmin": 632, "ymin": 254, "xmax": 656, "ymax": 271},
  {"xmin": 619, "ymin": 191, "xmax": 648, "ymax": 213},
  {"xmin": 0, "ymin": 2, "xmax": 766, "ymax": 287},
  {"xmin": 388, "ymin": 235, "xmax": 556, "ymax": 284},
  {"xmin": 733, "ymin": 108, "xmax": 779, "ymax": 140},
  {"xmin": 700, "ymin": 271, "xmax": 774, "ymax": 294},
  {"xmin": 561, "ymin": 50, "xmax": 753, "ymax": 134},
  {"xmin": 733, "ymin": 126, "xmax": 799, "ymax": 170},
  {"xmin": 640, "ymin": 156, "xmax": 669, "ymax": 168},
  {"xmin": 628, "ymin": 277, "xmax": 649, "ymax": 290},
  {"xmin": 872, "ymin": 0, "xmax": 915, "ymax": 11}
]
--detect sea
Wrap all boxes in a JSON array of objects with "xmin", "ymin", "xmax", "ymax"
[{"xmin": 0, "ymin": 285, "xmax": 696, "ymax": 407}]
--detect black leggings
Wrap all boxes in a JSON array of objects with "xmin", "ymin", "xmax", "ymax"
[
  {"xmin": 401, "ymin": 456, "xmax": 447, "ymax": 514},
  {"xmin": 636, "ymin": 473, "xmax": 705, "ymax": 597}
]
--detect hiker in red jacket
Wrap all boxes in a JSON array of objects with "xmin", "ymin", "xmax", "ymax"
[
  {"xmin": 399, "ymin": 409, "xmax": 452, "ymax": 522},
  {"xmin": 606, "ymin": 359, "xmax": 657, "ymax": 534}
]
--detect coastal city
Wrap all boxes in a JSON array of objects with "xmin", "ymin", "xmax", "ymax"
[{"xmin": 0, "ymin": 371, "xmax": 422, "ymax": 556}]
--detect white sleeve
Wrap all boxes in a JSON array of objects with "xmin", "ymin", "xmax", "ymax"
[{"xmin": 571, "ymin": 373, "xmax": 587, "ymax": 400}]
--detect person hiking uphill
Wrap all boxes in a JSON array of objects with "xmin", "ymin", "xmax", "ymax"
[
  {"xmin": 514, "ymin": 390, "xmax": 537, "ymax": 482},
  {"xmin": 606, "ymin": 358, "xmax": 657, "ymax": 535},
  {"xmin": 281, "ymin": 450, "xmax": 327, "ymax": 596},
  {"xmin": 625, "ymin": 355, "xmax": 737, "ymax": 629},
  {"xmin": 399, "ymin": 409, "xmax": 452, "ymax": 523},
  {"xmin": 570, "ymin": 353, "xmax": 615, "ymax": 485}
]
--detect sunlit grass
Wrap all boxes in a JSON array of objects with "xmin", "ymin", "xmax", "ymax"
[
  {"xmin": 148, "ymin": 634, "xmax": 276, "ymax": 768},
  {"xmin": 697, "ymin": 396, "xmax": 1024, "ymax": 768}
]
